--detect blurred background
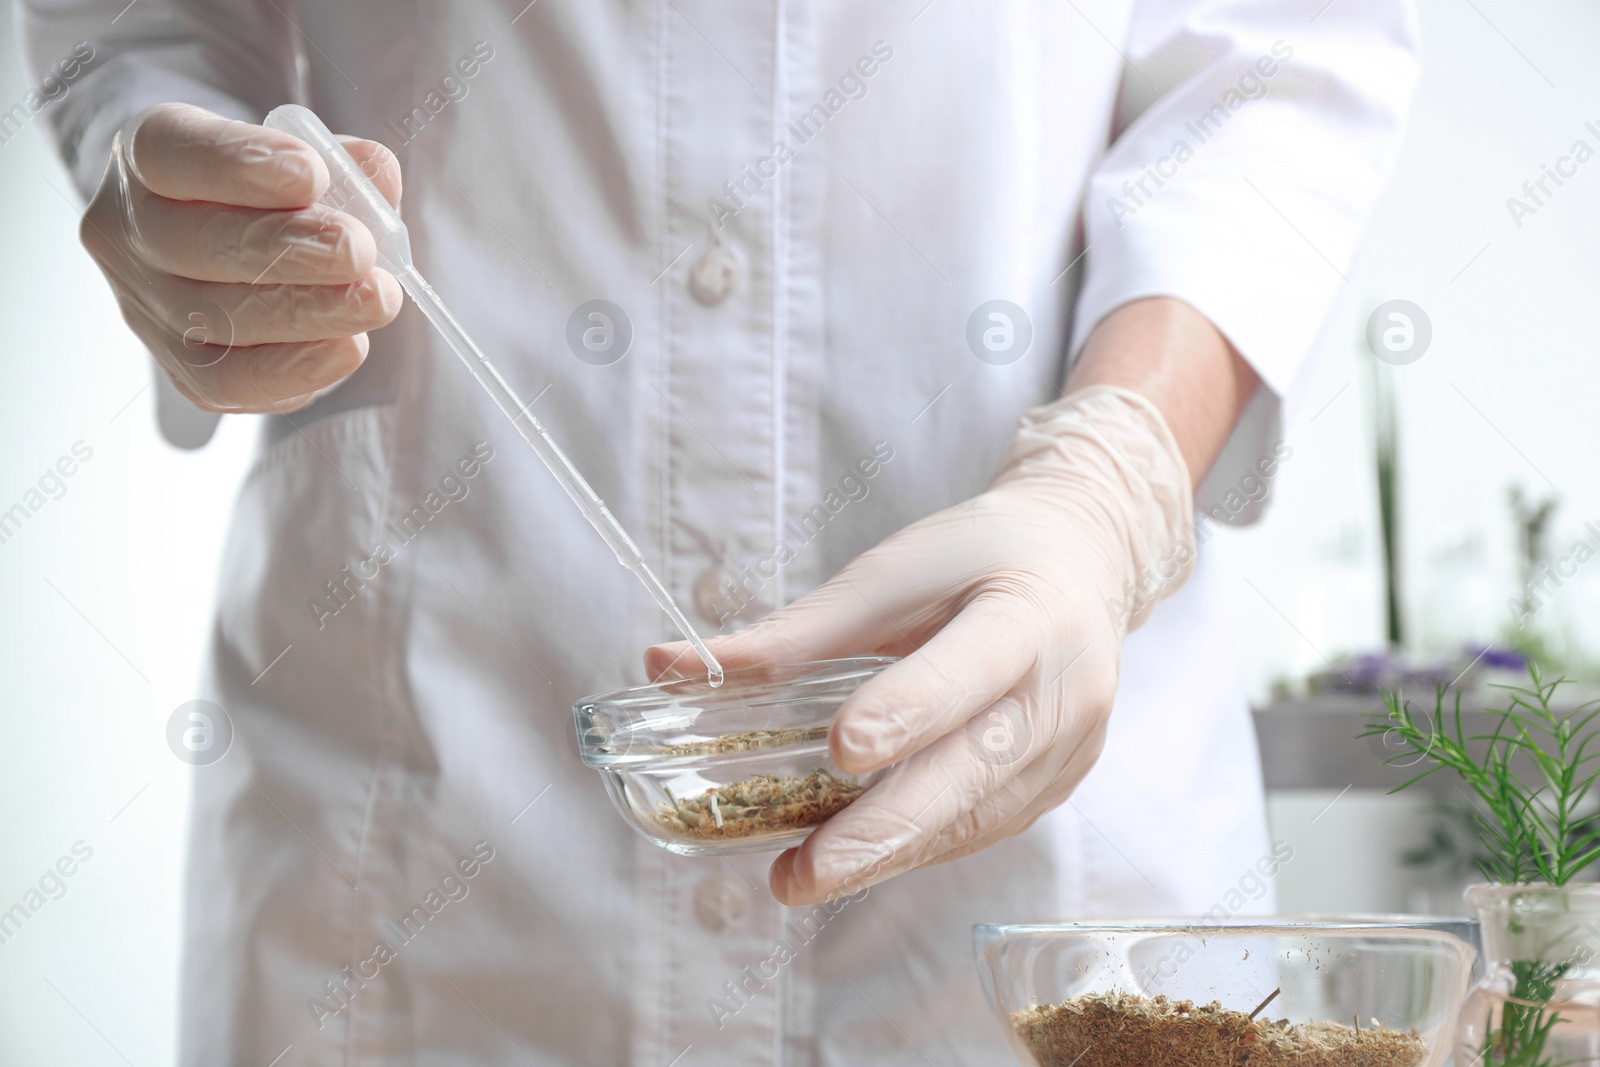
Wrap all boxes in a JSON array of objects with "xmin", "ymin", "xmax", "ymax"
[{"xmin": 3, "ymin": 0, "xmax": 1599, "ymax": 1062}]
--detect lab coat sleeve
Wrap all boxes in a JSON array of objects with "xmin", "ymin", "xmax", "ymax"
[
  {"xmin": 1071, "ymin": 0, "xmax": 1420, "ymax": 520},
  {"xmin": 18, "ymin": 0, "xmax": 300, "ymax": 198}
]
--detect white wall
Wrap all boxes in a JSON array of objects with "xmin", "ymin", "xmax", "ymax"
[
  {"xmin": 1223, "ymin": 1, "xmax": 1600, "ymax": 916},
  {"xmin": 1, "ymin": 0, "xmax": 1598, "ymax": 1062},
  {"xmin": 1218, "ymin": 0, "xmax": 1600, "ymax": 692},
  {"xmin": 0, "ymin": 5, "xmax": 254, "ymax": 1062}
]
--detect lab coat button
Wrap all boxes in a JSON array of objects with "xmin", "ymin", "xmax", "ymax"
[
  {"xmin": 688, "ymin": 244, "xmax": 740, "ymax": 306},
  {"xmin": 694, "ymin": 874, "xmax": 749, "ymax": 931}
]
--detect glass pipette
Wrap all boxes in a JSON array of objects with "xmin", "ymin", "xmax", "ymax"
[{"xmin": 264, "ymin": 105, "xmax": 724, "ymax": 687}]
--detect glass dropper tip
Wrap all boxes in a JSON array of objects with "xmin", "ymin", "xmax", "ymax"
[{"xmin": 686, "ymin": 635, "xmax": 724, "ymax": 688}]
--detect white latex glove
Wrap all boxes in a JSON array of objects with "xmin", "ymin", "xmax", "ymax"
[
  {"xmin": 79, "ymin": 103, "xmax": 404, "ymax": 413},
  {"xmin": 646, "ymin": 385, "xmax": 1195, "ymax": 904}
]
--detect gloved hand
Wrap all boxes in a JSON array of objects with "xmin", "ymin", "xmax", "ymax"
[
  {"xmin": 79, "ymin": 102, "xmax": 403, "ymax": 413},
  {"xmin": 646, "ymin": 385, "xmax": 1196, "ymax": 905}
]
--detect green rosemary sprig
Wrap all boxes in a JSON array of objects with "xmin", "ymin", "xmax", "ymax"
[
  {"xmin": 1494, "ymin": 961, "xmax": 1567, "ymax": 1067},
  {"xmin": 1364, "ymin": 666, "xmax": 1600, "ymax": 1066},
  {"xmin": 1361, "ymin": 664, "xmax": 1600, "ymax": 886}
]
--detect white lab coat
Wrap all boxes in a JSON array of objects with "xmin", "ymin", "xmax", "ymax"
[{"xmin": 24, "ymin": 0, "xmax": 1419, "ymax": 1062}]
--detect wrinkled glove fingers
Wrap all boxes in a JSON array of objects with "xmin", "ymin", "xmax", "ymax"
[
  {"xmin": 115, "ymin": 293, "xmax": 368, "ymax": 413},
  {"xmin": 160, "ymin": 271, "xmax": 402, "ymax": 346},
  {"xmin": 120, "ymin": 179, "xmax": 376, "ymax": 285},
  {"xmin": 644, "ymin": 536, "xmax": 962, "ymax": 679},
  {"xmin": 914, "ymin": 746, "xmax": 1105, "ymax": 872},
  {"xmin": 129, "ymin": 108, "xmax": 401, "ymax": 211},
  {"xmin": 128, "ymin": 103, "xmax": 329, "ymax": 208},
  {"xmin": 772, "ymin": 691, "xmax": 1109, "ymax": 904},
  {"xmin": 829, "ymin": 595, "xmax": 1039, "ymax": 773},
  {"xmin": 643, "ymin": 571, "xmax": 900, "ymax": 681},
  {"xmin": 336, "ymin": 137, "xmax": 403, "ymax": 208},
  {"xmin": 96, "ymin": 255, "xmax": 396, "ymax": 357},
  {"xmin": 770, "ymin": 706, "xmax": 1039, "ymax": 904}
]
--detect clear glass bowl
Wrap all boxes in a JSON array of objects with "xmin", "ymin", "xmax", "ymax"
[
  {"xmin": 573, "ymin": 657, "xmax": 896, "ymax": 857},
  {"xmin": 1457, "ymin": 883, "xmax": 1600, "ymax": 1066},
  {"xmin": 975, "ymin": 918, "xmax": 1477, "ymax": 1067}
]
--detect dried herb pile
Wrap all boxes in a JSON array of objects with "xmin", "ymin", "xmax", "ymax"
[
  {"xmin": 655, "ymin": 768, "xmax": 861, "ymax": 840},
  {"xmin": 662, "ymin": 726, "xmax": 827, "ymax": 757},
  {"xmin": 1013, "ymin": 992, "xmax": 1426, "ymax": 1067}
]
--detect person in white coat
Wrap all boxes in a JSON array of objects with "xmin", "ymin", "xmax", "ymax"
[{"xmin": 24, "ymin": 0, "xmax": 1419, "ymax": 1062}]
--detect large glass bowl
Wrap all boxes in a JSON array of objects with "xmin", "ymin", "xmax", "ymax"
[
  {"xmin": 573, "ymin": 657, "xmax": 896, "ymax": 857},
  {"xmin": 975, "ymin": 918, "xmax": 1477, "ymax": 1067}
]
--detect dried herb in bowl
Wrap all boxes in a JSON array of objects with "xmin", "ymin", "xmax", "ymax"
[
  {"xmin": 661, "ymin": 725, "xmax": 828, "ymax": 757},
  {"xmin": 1012, "ymin": 991, "xmax": 1426, "ymax": 1067},
  {"xmin": 655, "ymin": 768, "xmax": 862, "ymax": 840}
]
